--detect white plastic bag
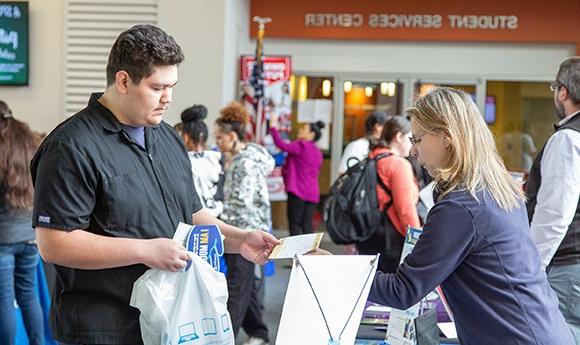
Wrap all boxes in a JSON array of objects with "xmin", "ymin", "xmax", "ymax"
[{"xmin": 130, "ymin": 253, "xmax": 234, "ymax": 345}]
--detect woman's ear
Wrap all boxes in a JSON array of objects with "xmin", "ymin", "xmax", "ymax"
[
  {"xmin": 229, "ymin": 131, "xmax": 239, "ymax": 144},
  {"xmin": 182, "ymin": 134, "xmax": 192, "ymax": 149},
  {"xmin": 181, "ymin": 133, "xmax": 188, "ymax": 144},
  {"xmin": 307, "ymin": 125, "xmax": 315, "ymax": 138},
  {"xmin": 443, "ymin": 136, "xmax": 451, "ymax": 148},
  {"xmin": 374, "ymin": 124, "xmax": 384, "ymax": 136},
  {"xmin": 395, "ymin": 131, "xmax": 404, "ymax": 143}
]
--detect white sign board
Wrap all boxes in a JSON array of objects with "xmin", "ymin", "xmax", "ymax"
[
  {"xmin": 297, "ymin": 99, "xmax": 332, "ymax": 123},
  {"xmin": 276, "ymin": 255, "xmax": 378, "ymax": 345}
]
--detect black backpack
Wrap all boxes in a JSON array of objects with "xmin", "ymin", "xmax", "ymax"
[{"xmin": 323, "ymin": 153, "xmax": 392, "ymax": 244}]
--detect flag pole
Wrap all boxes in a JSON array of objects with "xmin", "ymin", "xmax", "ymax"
[{"xmin": 251, "ymin": 16, "xmax": 271, "ymax": 144}]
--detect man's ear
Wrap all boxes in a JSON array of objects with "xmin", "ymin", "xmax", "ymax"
[
  {"xmin": 558, "ymin": 86, "xmax": 569, "ymax": 103},
  {"xmin": 115, "ymin": 71, "xmax": 130, "ymax": 94}
]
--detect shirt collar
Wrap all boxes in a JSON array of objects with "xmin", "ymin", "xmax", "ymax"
[
  {"xmin": 89, "ymin": 93, "xmax": 123, "ymax": 133},
  {"xmin": 88, "ymin": 92, "xmax": 161, "ymax": 133},
  {"xmin": 557, "ymin": 110, "xmax": 580, "ymax": 127}
]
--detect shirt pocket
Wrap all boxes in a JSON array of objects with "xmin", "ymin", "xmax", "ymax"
[{"xmin": 103, "ymin": 170, "xmax": 152, "ymax": 232}]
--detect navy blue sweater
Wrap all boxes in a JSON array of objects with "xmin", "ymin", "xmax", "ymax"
[{"xmin": 369, "ymin": 188, "xmax": 573, "ymax": 345}]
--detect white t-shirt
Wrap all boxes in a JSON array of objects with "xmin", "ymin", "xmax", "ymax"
[
  {"xmin": 338, "ymin": 137, "xmax": 370, "ymax": 174},
  {"xmin": 530, "ymin": 112, "xmax": 580, "ymax": 270},
  {"xmin": 188, "ymin": 150, "xmax": 223, "ymax": 217}
]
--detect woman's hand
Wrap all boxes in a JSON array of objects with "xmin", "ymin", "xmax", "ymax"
[{"xmin": 269, "ymin": 112, "xmax": 279, "ymax": 129}]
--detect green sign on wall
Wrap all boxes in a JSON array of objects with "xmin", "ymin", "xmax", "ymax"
[{"xmin": 0, "ymin": 2, "xmax": 28, "ymax": 85}]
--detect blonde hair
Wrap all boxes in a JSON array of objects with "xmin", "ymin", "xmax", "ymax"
[{"xmin": 406, "ymin": 87, "xmax": 524, "ymax": 211}]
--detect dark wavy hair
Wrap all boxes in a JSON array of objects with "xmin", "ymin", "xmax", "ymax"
[
  {"xmin": 309, "ymin": 121, "xmax": 326, "ymax": 142},
  {"xmin": 369, "ymin": 115, "xmax": 410, "ymax": 150},
  {"xmin": 181, "ymin": 104, "xmax": 208, "ymax": 145},
  {"xmin": 215, "ymin": 101, "xmax": 249, "ymax": 141},
  {"xmin": 0, "ymin": 101, "xmax": 41, "ymax": 209},
  {"xmin": 106, "ymin": 24, "xmax": 184, "ymax": 86},
  {"xmin": 365, "ymin": 110, "xmax": 389, "ymax": 135}
]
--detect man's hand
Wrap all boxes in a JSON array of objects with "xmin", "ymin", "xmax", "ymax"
[
  {"xmin": 36, "ymin": 227, "xmax": 190, "ymax": 271},
  {"xmin": 239, "ymin": 230, "xmax": 281, "ymax": 265},
  {"xmin": 140, "ymin": 238, "xmax": 190, "ymax": 272}
]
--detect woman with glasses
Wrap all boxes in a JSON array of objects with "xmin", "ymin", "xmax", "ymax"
[
  {"xmin": 357, "ymin": 115, "xmax": 420, "ymax": 273},
  {"xmin": 368, "ymin": 88, "xmax": 574, "ymax": 345}
]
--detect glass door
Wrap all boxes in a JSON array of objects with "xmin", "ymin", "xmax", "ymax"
[
  {"xmin": 342, "ymin": 80, "xmax": 404, "ymax": 147},
  {"xmin": 330, "ymin": 76, "xmax": 484, "ymax": 183},
  {"xmin": 486, "ymin": 80, "xmax": 552, "ymax": 175},
  {"xmin": 330, "ymin": 77, "xmax": 407, "ymax": 182}
]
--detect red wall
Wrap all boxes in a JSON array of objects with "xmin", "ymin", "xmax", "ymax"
[{"xmin": 251, "ymin": 0, "xmax": 580, "ymax": 54}]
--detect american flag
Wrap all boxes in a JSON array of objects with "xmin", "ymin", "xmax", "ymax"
[
  {"xmin": 248, "ymin": 53, "xmax": 266, "ymax": 143},
  {"xmin": 250, "ymin": 56, "xmax": 264, "ymax": 104},
  {"xmin": 246, "ymin": 16, "xmax": 271, "ymax": 144}
]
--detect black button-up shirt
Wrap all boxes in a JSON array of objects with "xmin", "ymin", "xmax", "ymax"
[{"xmin": 31, "ymin": 93, "xmax": 202, "ymax": 344}]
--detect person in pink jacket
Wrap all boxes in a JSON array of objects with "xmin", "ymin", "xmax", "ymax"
[{"xmin": 269, "ymin": 113, "xmax": 324, "ymax": 236}]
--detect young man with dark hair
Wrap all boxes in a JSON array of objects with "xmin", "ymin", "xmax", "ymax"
[{"xmin": 31, "ymin": 24, "xmax": 279, "ymax": 345}]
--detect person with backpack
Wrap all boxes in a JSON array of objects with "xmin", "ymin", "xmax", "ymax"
[
  {"xmin": 357, "ymin": 115, "xmax": 421, "ymax": 273},
  {"xmin": 268, "ymin": 113, "xmax": 324, "ymax": 237}
]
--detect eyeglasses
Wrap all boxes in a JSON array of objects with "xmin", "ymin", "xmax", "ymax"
[
  {"xmin": 550, "ymin": 81, "xmax": 563, "ymax": 92},
  {"xmin": 409, "ymin": 133, "xmax": 426, "ymax": 146}
]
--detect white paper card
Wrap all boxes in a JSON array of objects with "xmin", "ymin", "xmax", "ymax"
[
  {"xmin": 297, "ymin": 99, "xmax": 332, "ymax": 123},
  {"xmin": 276, "ymin": 255, "xmax": 378, "ymax": 345},
  {"xmin": 418, "ymin": 182, "xmax": 435, "ymax": 213},
  {"xmin": 386, "ymin": 304, "xmax": 421, "ymax": 345},
  {"xmin": 438, "ymin": 322, "xmax": 457, "ymax": 339},
  {"xmin": 315, "ymin": 99, "xmax": 332, "ymax": 123},
  {"xmin": 268, "ymin": 233, "xmax": 324, "ymax": 259}
]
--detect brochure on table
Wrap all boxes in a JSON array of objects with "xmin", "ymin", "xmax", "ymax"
[{"xmin": 386, "ymin": 227, "xmax": 424, "ymax": 345}]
